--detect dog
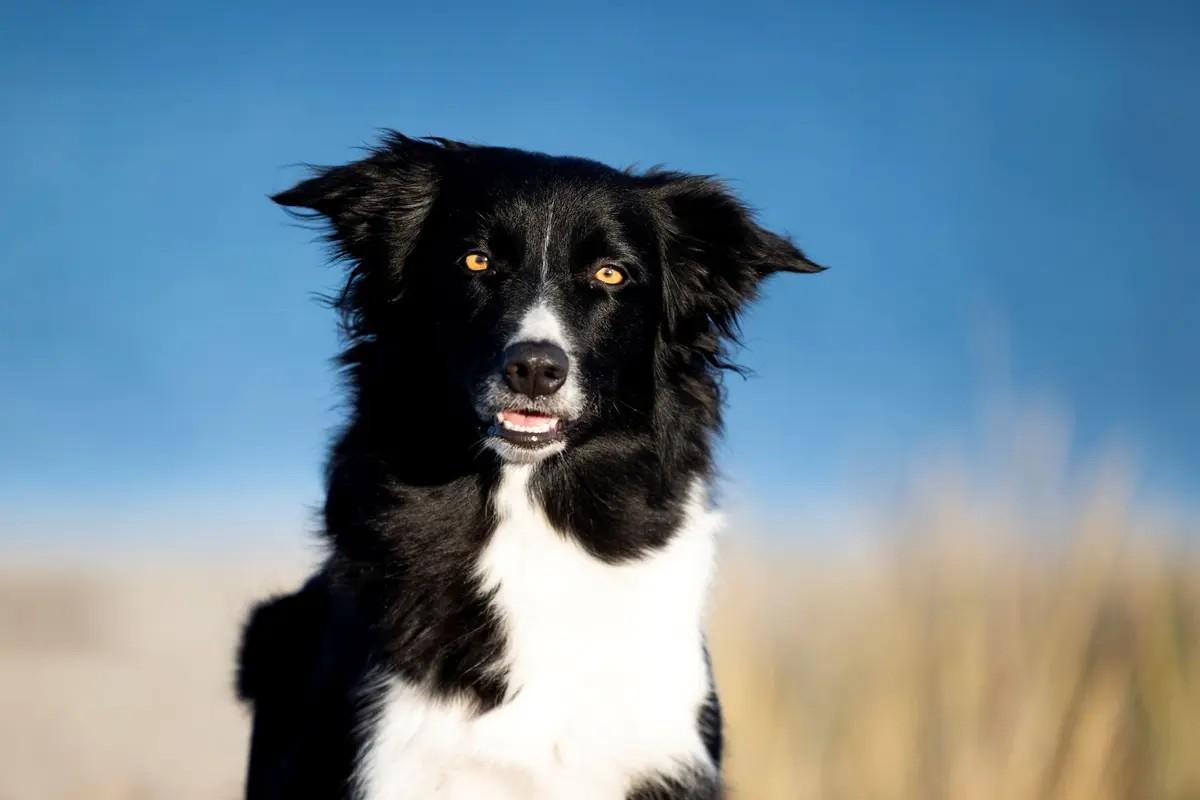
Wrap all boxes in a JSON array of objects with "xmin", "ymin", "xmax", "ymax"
[{"xmin": 237, "ymin": 132, "xmax": 823, "ymax": 799}]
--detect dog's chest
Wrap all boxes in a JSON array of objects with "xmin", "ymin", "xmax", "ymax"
[{"xmin": 355, "ymin": 467, "xmax": 719, "ymax": 800}]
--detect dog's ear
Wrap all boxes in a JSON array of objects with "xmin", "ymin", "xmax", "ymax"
[
  {"xmin": 643, "ymin": 172, "xmax": 824, "ymax": 343},
  {"xmin": 272, "ymin": 132, "xmax": 441, "ymax": 268},
  {"xmin": 639, "ymin": 173, "xmax": 824, "ymax": 467}
]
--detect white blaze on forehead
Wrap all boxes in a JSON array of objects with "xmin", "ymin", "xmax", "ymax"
[
  {"xmin": 509, "ymin": 301, "xmax": 570, "ymax": 352},
  {"xmin": 540, "ymin": 204, "xmax": 554, "ymax": 283}
]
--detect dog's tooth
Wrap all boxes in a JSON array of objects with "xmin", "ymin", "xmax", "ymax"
[{"xmin": 494, "ymin": 411, "xmax": 562, "ymax": 436}]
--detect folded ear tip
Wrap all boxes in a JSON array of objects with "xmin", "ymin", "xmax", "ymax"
[
  {"xmin": 270, "ymin": 183, "xmax": 310, "ymax": 207},
  {"xmin": 774, "ymin": 256, "xmax": 826, "ymax": 274}
]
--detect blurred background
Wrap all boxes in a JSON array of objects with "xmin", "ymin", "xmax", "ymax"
[{"xmin": 1, "ymin": 2, "xmax": 1197, "ymax": 798}]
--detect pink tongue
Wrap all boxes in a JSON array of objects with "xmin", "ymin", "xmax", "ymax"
[{"xmin": 501, "ymin": 410, "xmax": 555, "ymax": 426}]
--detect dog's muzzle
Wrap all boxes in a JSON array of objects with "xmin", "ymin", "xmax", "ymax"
[{"xmin": 479, "ymin": 340, "xmax": 582, "ymax": 459}]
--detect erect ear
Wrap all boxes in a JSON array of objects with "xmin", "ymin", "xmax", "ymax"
[
  {"xmin": 272, "ymin": 131, "xmax": 442, "ymax": 267},
  {"xmin": 643, "ymin": 172, "xmax": 824, "ymax": 340}
]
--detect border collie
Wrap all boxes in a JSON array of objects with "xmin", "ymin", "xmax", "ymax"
[{"xmin": 237, "ymin": 133, "xmax": 823, "ymax": 800}]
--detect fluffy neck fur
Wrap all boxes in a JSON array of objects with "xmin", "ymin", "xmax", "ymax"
[{"xmin": 320, "ymin": 340, "xmax": 719, "ymax": 709}]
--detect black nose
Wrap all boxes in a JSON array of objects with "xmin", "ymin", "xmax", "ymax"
[{"xmin": 503, "ymin": 341, "xmax": 569, "ymax": 398}]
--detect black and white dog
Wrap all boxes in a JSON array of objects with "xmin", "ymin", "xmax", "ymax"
[{"xmin": 237, "ymin": 133, "xmax": 822, "ymax": 799}]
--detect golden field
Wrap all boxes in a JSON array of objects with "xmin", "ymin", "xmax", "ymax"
[
  {"xmin": 1, "ymin": 483, "xmax": 1197, "ymax": 799},
  {"xmin": 710, "ymin": 485, "xmax": 1200, "ymax": 800}
]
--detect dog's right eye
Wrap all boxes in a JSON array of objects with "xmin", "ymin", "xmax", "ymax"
[{"xmin": 462, "ymin": 252, "xmax": 491, "ymax": 272}]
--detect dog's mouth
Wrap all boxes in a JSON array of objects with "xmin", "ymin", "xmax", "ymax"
[{"xmin": 489, "ymin": 408, "xmax": 565, "ymax": 448}]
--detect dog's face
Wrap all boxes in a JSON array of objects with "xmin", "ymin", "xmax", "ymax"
[
  {"xmin": 275, "ymin": 135, "xmax": 821, "ymax": 466},
  {"xmin": 399, "ymin": 154, "xmax": 669, "ymax": 465}
]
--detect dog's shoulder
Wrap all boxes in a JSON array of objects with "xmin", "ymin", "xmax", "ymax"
[
  {"xmin": 239, "ymin": 570, "xmax": 376, "ymax": 799},
  {"xmin": 236, "ymin": 572, "xmax": 335, "ymax": 704}
]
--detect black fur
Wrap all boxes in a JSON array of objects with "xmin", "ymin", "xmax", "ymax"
[{"xmin": 238, "ymin": 133, "xmax": 822, "ymax": 799}]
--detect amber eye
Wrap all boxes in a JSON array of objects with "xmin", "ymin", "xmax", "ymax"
[
  {"xmin": 463, "ymin": 252, "xmax": 490, "ymax": 272},
  {"xmin": 593, "ymin": 265, "xmax": 626, "ymax": 286}
]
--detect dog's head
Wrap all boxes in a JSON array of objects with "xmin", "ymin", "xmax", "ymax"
[{"xmin": 275, "ymin": 134, "xmax": 821, "ymax": 467}]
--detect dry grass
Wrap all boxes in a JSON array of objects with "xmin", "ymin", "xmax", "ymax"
[
  {"xmin": 1, "ymin": 490, "xmax": 1197, "ymax": 799},
  {"xmin": 711, "ymin": 485, "xmax": 1200, "ymax": 800},
  {"xmin": 0, "ymin": 558, "xmax": 306, "ymax": 800}
]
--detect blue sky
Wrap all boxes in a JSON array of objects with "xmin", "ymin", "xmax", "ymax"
[{"xmin": 2, "ymin": 1, "xmax": 1197, "ymax": 549}]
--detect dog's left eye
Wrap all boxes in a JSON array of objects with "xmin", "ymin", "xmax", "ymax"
[{"xmin": 592, "ymin": 265, "xmax": 626, "ymax": 286}]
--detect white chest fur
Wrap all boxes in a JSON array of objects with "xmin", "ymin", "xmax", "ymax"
[{"xmin": 355, "ymin": 465, "xmax": 720, "ymax": 800}]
